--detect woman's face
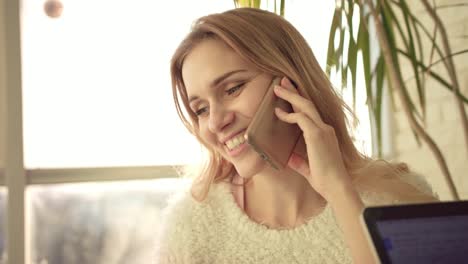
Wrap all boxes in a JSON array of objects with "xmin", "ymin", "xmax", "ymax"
[{"xmin": 182, "ymin": 38, "xmax": 273, "ymax": 178}]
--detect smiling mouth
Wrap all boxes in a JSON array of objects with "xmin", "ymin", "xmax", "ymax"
[{"xmin": 225, "ymin": 134, "xmax": 247, "ymax": 151}]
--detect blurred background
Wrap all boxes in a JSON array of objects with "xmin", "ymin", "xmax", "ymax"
[{"xmin": 0, "ymin": 0, "xmax": 467, "ymax": 263}]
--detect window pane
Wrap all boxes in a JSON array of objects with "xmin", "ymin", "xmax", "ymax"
[
  {"xmin": 22, "ymin": 0, "xmax": 372, "ymax": 169},
  {"xmin": 21, "ymin": 0, "xmax": 232, "ymax": 168},
  {"xmin": 27, "ymin": 178, "xmax": 186, "ymax": 264}
]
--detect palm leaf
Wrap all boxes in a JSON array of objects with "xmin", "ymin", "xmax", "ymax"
[
  {"xmin": 326, "ymin": 8, "xmax": 342, "ymax": 75},
  {"xmin": 357, "ymin": 14, "xmax": 372, "ymax": 109},
  {"xmin": 397, "ymin": 49, "xmax": 468, "ymax": 103},
  {"xmin": 375, "ymin": 56, "xmax": 386, "ymax": 156},
  {"xmin": 398, "ymin": 0, "xmax": 426, "ymax": 120}
]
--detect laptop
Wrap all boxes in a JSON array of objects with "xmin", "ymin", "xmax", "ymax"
[{"xmin": 361, "ymin": 201, "xmax": 468, "ymax": 264}]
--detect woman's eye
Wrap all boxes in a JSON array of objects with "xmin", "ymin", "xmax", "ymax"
[
  {"xmin": 195, "ymin": 107, "xmax": 208, "ymax": 116},
  {"xmin": 226, "ymin": 83, "xmax": 244, "ymax": 95}
]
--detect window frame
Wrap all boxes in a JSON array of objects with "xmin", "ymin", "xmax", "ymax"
[{"xmin": 3, "ymin": 0, "xmax": 27, "ymax": 263}]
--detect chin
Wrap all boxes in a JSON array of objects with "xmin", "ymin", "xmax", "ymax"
[{"xmin": 232, "ymin": 155, "xmax": 267, "ymax": 179}]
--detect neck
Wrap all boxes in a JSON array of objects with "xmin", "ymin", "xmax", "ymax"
[{"xmin": 242, "ymin": 165, "xmax": 326, "ymax": 229}]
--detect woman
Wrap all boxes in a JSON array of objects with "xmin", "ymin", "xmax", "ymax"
[{"xmin": 155, "ymin": 8, "xmax": 436, "ymax": 263}]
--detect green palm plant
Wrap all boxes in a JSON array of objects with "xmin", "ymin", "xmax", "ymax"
[
  {"xmin": 234, "ymin": 0, "xmax": 467, "ymax": 199},
  {"xmin": 327, "ymin": 0, "xmax": 467, "ymax": 200}
]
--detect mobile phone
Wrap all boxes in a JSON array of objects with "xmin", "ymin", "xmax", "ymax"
[{"xmin": 244, "ymin": 77, "xmax": 304, "ymax": 170}]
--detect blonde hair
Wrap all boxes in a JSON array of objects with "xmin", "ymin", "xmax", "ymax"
[{"xmin": 170, "ymin": 8, "xmax": 409, "ymax": 201}]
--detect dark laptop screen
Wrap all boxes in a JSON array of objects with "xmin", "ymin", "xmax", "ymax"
[
  {"xmin": 363, "ymin": 201, "xmax": 468, "ymax": 264},
  {"xmin": 376, "ymin": 215, "xmax": 468, "ymax": 263}
]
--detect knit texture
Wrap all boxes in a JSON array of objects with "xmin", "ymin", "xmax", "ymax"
[{"xmin": 155, "ymin": 173, "xmax": 435, "ymax": 263}]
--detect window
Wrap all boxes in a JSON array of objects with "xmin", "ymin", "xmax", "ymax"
[
  {"xmin": 22, "ymin": 0, "xmax": 371, "ymax": 168},
  {"xmin": 22, "ymin": 0, "xmax": 235, "ymax": 168}
]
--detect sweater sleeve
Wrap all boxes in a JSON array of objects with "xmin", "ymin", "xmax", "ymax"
[{"xmin": 154, "ymin": 188, "xmax": 197, "ymax": 264}]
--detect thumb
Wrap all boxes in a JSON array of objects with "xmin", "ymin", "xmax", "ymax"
[{"xmin": 288, "ymin": 152, "xmax": 310, "ymax": 177}]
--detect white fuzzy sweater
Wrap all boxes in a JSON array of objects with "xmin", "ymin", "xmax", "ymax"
[{"xmin": 155, "ymin": 173, "xmax": 435, "ymax": 263}]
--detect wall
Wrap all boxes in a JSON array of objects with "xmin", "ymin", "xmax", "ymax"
[{"xmin": 391, "ymin": 1, "xmax": 468, "ymax": 200}]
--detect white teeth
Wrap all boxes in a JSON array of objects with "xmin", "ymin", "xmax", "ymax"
[{"xmin": 225, "ymin": 134, "xmax": 246, "ymax": 151}]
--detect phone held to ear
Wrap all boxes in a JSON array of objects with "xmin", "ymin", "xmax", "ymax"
[{"xmin": 245, "ymin": 77, "xmax": 305, "ymax": 170}]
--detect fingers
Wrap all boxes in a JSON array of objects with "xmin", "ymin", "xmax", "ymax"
[
  {"xmin": 274, "ymin": 77, "xmax": 324, "ymax": 125},
  {"xmin": 288, "ymin": 152, "xmax": 310, "ymax": 178},
  {"xmin": 275, "ymin": 107, "xmax": 320, "ymax": 141},
  {"xmin": 275, "ymin": 107, "xmax": 316, "ymax": 128}
]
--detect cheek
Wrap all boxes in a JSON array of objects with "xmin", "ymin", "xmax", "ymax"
[
  {"xmin": 198, "ymin": 122, "xmax": 217, "ymax": 146},
  {"xmin": 242, "ymin": 90, "xmax": 266, "ymax": 117}
]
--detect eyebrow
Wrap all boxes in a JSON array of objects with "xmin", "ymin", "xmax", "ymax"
[{"xmin": 188, "ymin": 69, "xmax": 247, "ymax": 103}]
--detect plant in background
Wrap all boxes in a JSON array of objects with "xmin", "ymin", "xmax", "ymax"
[{"xmin": 327, "ymin": 0, "xmax": 468, "ymax": 199}]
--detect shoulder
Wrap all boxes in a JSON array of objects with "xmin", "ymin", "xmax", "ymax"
[
  {"xmin": 154, "ymin": 180, "xmax": 231, "ymax": 262},
  {"xmin": 354, "ymin": 170, "xmax": 439, "ymax": 206},
  {"xmin": 159, "ymin": 181, "xmax": 230, "ymax": 224},
  {"xmin": 154, "ymin": 180, "xmax": 194, "ymax": 262},
  {"xmin": 156, "ymin": 179, "xmax": 215, "ymax": 239}
]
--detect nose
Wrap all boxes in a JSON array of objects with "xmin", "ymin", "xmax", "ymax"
[{"xmin": 208, "ymin": 104, "xmax": 234, "ymax": 133}]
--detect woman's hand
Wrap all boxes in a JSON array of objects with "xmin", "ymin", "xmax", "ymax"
[
  {"xmin": 274, "ymin": 77, "xmax": 352, "ymax": 201},
  {"xmin": 274, "ymin": 77, "xmax": 377, "ymax": 263}
]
